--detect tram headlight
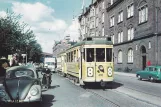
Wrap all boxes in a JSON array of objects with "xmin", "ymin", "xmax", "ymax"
[
  {"xmin": 107, "ymin": 67, "xmax": 113, "ymax": 77},
  {"xmin": 98, "ymin": 65, "xmax": 104, "ymax": 72},
  {"xmin": 87, "ymin": 67, "xmax": 94, "ymax": 77}
]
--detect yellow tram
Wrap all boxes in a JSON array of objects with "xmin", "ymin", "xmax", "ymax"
[{"xmin": 58, "ymin": 36, "xmax": 114, "ymax": 87}]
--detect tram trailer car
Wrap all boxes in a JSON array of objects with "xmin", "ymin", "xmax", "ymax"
[
  {"xmin": 56, "ymin": 52, "xmax": 67, "ymax": 77},
  {"xmin": 56, "ymin": 55, "xmax": 62, "ymax": 74},
  {"xmin": 63, "ymin": 37, "xmax": 114, "ymax": 87}
]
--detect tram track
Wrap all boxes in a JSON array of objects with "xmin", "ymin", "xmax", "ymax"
[
  {"xmin": 57, "ymin": 73, "xmax": 160, "ymax": 107},
  {"xmin": 57, "ymin": 73, "xmax": 120, "ymax": 107}
]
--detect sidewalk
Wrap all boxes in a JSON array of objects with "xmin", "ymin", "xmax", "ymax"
[{"xmin": 114, "ymin": 71, "xmax": 136, "ymax": 77}]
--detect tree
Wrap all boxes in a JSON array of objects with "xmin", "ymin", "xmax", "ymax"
[{"xmin": 0, "ymin": 11, "xmax": 42, "ymax": 61}]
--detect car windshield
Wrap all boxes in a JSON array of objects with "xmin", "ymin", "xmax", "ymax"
[
  {"xmin": 6, "ymin": 69, "xmax": 34, "ymax": 78},
  {"xmin": 45, "ymin": 62, "xmax": 54, "ymax": 65}
]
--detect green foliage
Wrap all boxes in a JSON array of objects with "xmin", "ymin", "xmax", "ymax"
[{"xmin": 0, "ymin": 11, "xmax": 42, "ymax": 62}]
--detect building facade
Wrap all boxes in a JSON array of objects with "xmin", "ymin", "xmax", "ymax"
[
  {"xmin": 52, "ymin": 38, "xmax": 77, "ymax": 57},
  {"xmin": 78, "ymin": 0, "xmax": 161, "ymax": 73}
]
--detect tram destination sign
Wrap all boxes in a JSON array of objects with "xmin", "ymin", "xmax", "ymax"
[{"xmin": 92, "ymin": 37, "xmax": 111, "ymax": 41}]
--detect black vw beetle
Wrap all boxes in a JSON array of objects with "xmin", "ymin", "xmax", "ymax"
[{"xmin": 0, "ymin": 65, "xmax": 42, "ymax": 106}]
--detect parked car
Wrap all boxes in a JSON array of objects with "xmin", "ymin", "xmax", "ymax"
[
  {"xmin": 0, "ymin": 65, "xmax": 42, "ymax": 106},
  {"xmin": 136, "ymin": 66, "xmax": 161, "ymax": 82},
  {"xmin": 34, "ymin": 63, "xmax": 41, "ymax": 71}
]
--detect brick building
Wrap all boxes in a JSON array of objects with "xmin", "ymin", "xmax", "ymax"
[{"xmin": 78, "ymin": 0, "xmax": 161, "ymax": 73}]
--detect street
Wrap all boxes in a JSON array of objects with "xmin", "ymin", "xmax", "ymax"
[
  {"xmin": 39, "ymin": 72, "xmax": 161, "ymax": 107},
  {"xmin": 2, "ymin": 72, "xmax": 161, "ymax": 107}
]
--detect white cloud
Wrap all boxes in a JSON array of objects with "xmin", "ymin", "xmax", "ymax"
[
  {"xmin": 11, "ymin": 2, "xmax": 68, "ymax": 53},
  {"xmin": 0, "ymin": 11, "xmax": 7, "ymax": 18},
  {"xmin": 63, "ymin": 18, "xmax": 80, "ymax": 42}
]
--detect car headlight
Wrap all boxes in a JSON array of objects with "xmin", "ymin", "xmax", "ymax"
[
  {"xmin": 107, "ymin": 67, "xmax": 113, "ymax": 77},
  {"xmin": 87, "ymin": 67, "xmax": 94, "ymax": 77},
  {"xmin": 98, "ymin": 65, "xmax": 104, "ymax": 72},
  {"xmin": 30, "ymin": 87, "xmax": 39, "ymax": 96},
  {"xmin": 0, "ymin": 90, "xmax": 6, "ymax": 98}
]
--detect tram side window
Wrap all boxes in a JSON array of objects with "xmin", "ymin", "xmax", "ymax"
[
  {"xmin": 86, "ymin": 48, "xmax": 94, "ymax": 62},
  {"xmin": 71, "ymin": 51, "xmax": 73, "ymax": 62},
  {"xmin": 74, "ymin": 50, "xmax": 76, "ymax": 62},
  {"xmin": 83, "ymin": 49, "xmax": 85, "ymax": 62},
  {"xmin": 69, "ymin": 52, "xmax": 71, "ymax": 62},
  {"xmin": 106, "ymin": 48, "xmax": 112, "ymax": 62},
  {"xmin": 96, "ymin": 48, "xmax": 105, "ymax": 62},
  {"xmin": 67, "ymin": 53, "xmax": 68, "ymax": 62}
]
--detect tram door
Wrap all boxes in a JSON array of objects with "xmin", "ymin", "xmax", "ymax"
[{"xmin": 86, "ymin": 48, "xmax": 96, "ymax": 81}]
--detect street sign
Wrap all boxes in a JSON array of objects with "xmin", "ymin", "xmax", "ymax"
[{"xmin": 22, "ymin": 54, "xmax": 26, "ymax": 58}]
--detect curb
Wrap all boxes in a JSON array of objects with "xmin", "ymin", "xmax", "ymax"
[{"xmin": 114, "ymin": 72, "xmax": 136, "ymax": 77}]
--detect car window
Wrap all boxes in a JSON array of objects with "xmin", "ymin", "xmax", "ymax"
[
  {"xmin": 154, "ymin": 68, "xmax": 158, "ymax": 72},
  {"xmin": 6, "ymin": 69, "xmax": 34, "ymax": 78},
  {"xmin": 149, "ymin": 67, "xmax": 154, "ymax": 71},
  {"xmin": 157, "ymin": 68, "xmax": 161, "ymax": 72},
  {"xmin": 145, "ymin": 67, "xmax": 149, "ymax": 71}
]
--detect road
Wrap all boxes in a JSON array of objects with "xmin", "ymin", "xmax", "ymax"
[
  {"xmin": 6, "ymin": 72, "xmax": 161, "ymax": 107},
  {"xmin": 40, "ymin": 73, "xmax": 161, "ymax": 107}
]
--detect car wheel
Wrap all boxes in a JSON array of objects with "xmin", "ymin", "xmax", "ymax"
[
  {"xmin": 137, "ymin": 75, "xmax": 142, "ymax": 80},
  {"xmin": 150, "ymin": 77, "xmax": 155, "ymax": 82}
]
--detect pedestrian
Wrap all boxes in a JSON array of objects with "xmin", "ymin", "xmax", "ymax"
[
  {"xmin": 0, "ymin": 58, "xmax": 9, "ymax": 84},
  {"xmin": 10, "ymin": 54, "xmax": 19, "ymax": 67},
  {"xmin": 147, "ymin": 60, "xmax": 151, "ymax": 66}
]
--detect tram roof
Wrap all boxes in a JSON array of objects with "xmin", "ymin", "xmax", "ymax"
[
  {"xmin": 58, "ymin": 37, "xmax": 113, "ymax": 54},
  {"xmin": 68, "ymin": 38, "xmax": 112, "ymax": 50}
]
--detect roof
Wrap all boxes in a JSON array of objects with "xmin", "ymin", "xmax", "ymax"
[{"xmin": 66, "ymin": 37, "xmax": 113, "ymax": 51}]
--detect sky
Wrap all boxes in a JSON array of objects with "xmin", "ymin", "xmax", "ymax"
[{"xmin": 0, "ymin": 0, "xmax": 91, "ymax": 53}]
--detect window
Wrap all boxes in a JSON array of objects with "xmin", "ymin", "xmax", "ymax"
[
  {"xmin": 149, "ymin": 41, "xmax": 151, "ymax": 49},
  {"xmin": 74, "ymin": 50, "xmax": 76, "ymax": 62},
  {"xmin": 127, "ymin": 4, "xmax": 134, "ymax": 18},
  {"xmin": 102, "ymin": 1, "xmax": 105, "ymax": 9},
  {"xmin": 111, "ymin": 34, "xmax": 115, "ymax": 44},
  {"xmin": 118, "ymin": 11, "xmax": 123, "ymax": 23},
  {"xmin": 96, "ymin": 31, "xmax": 98, "ymax": 36},
  {"xmin": 102, "ymin": 13, "xmax": 104, "ymax": 23},
  {"xmin": 139, "ymin": 6, "xmax": 148, "ymax": 24},
  {"xmin": 118, "ymin": 50, "xmax": 122, "ymax": 63},
  {"xmin": 118, "ymin": 31, "xmax": 123, "ymax": 43},
  {"xmin": 149, "ymin": 67, "xmax": 154, "ymax": 71},
  {"xmin": 106, "ymin": 48, "xmax": 112, "ymax": 62},
  {"xmin": 96, "ymin": 48, "xmax": 105, "ymax": 62},
  {"xmin": 128, "ymin": 49, "xmax": 133, "ymax": 63},
  {"xmin": 96, "ymin": 6, "xmax": 99, "ymax": 14},
  {"xmin": 128, "ymin": 27, "xmax": 134, "ymax": 40},
  {"xmin": 110, "ymin": 16, "xmax": 114, "ymax": 27},
  {"xmin": 85, "ymin": 27, "xmax": 88, "ymax": 33},
  {"xmin": 136, "ymin": 45, "xmax": 138, "ymax": 50},
  {"xmin": 96, "ymin": 18, "xmax": 98, "ymax": 27},
  {"xmin": 111, "ymin": 0, "xmax": 114, "ymax": 5},
  {"xmin": 86, "ymin": 48, "xmax": 94, "ymax": 62},
  {"xmin": 71, "ymin": 51, "xmax": 73, "ymax": 62},
  {"xmin": 102, "ymin": 27, "xmax": 104, "ymax": 36}
]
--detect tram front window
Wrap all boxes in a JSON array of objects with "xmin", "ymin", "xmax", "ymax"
[
  {"xmin": 106, "ymin": 48, "xmax": 112, "ymax": 62},
  {"xmin": 96, "ymin": 48, "xmax": 105, "ymax": 62},
  {"xmin": 87, "ymin": 48, "xmax": 94, "ymax": 62}
]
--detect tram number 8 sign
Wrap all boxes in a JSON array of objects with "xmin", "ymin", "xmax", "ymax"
[{"xmin": 87, "ymin": 67, "xmax": 94, "ymax": 77}]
